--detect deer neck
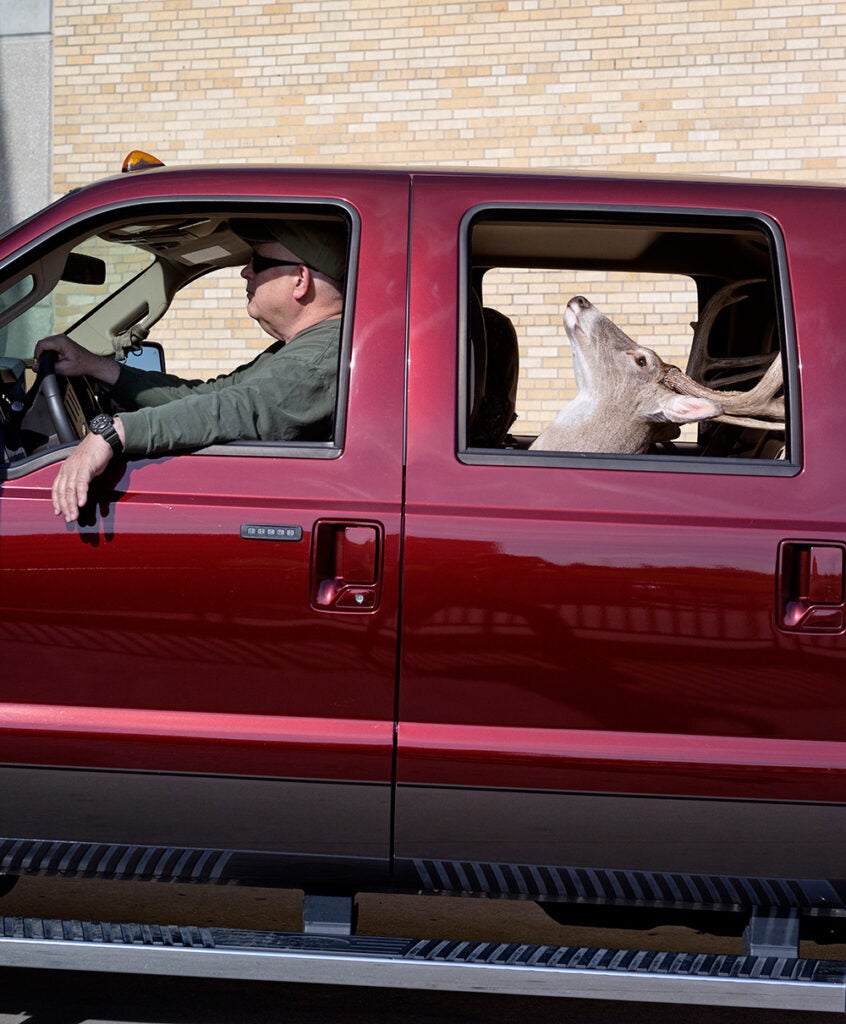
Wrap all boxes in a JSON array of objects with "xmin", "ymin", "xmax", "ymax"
[{"xmin": 533, "ymin": 395, "xmax": 655, "ymax": 454}]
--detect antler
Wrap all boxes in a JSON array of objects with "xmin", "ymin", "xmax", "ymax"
[
  {"xmin": 686, "ymin": 279, "xmax": 773, "ymax": 388},
  {"xmin": 668, "ymin": 277, "xmax": 786, "ymax": 434},
  {"xmin": 663, "ymin": 354, "xmax": 784, "ymax": 432}
]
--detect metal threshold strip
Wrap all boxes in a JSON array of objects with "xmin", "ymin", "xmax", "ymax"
[{"xmin": 1, "ymin": 917, "xmax": 845, "ymax": 1012}]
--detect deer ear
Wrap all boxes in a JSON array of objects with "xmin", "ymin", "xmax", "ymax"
[{"xmin": 651, "ymin": 393, "xmax": 722, "ymax": 425}]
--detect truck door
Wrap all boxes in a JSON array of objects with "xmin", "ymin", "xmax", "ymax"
[
  {"xmin": 0, "ymin": 172, "xmax": 408, "ymax": 888},
  {"xmin": 396, "ymin": 172, "xmax": 846, "ymax": 900}
]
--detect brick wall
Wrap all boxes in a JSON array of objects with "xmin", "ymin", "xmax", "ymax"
[
  {"xmin": 51, "ymin": 1, "xmax": 846, "ymax": 427},
  {"xmin": 54, "ymin": 1, "xmax": 846, "ymax": 186}
]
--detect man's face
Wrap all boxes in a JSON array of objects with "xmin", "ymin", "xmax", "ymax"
[{"xmin": 241, "ymin": 242, "xmax": 304, "ymax": 341}]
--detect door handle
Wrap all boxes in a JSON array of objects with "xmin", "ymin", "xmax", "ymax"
[
  {"xmin": 778, "ymin": 541, "xmax": 845, "ymax": 632},
  {"xmin": 311, "ymin": 520, "xmax": 382, "ymax": 611}
]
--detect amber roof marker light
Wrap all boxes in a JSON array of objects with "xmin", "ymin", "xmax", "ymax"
[{"xmin": 121, "ymin": 150, "xmax": 166, "ymax": 173}]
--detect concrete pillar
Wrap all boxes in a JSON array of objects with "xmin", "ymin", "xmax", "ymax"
[{"xmin": 0, "ymin": 0, "xmax": 52, "ymax": 233}]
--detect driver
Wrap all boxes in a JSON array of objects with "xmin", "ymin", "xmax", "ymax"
[{"xmin": 34, "ymin": 219, "xmax": 346, "ymax": 524}]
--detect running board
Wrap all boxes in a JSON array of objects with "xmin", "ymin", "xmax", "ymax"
[{"xmin": 1, "ymin": 917, "xmax": 845, "ymax": 1013}]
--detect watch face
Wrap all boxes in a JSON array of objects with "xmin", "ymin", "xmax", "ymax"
[
  {"xmin": 89, "ymin": 414, "xmax": 112, "ymax": 433},
  {"xmin": 87, "ymin": 413, "xmax": 122, "ymax": 454}
]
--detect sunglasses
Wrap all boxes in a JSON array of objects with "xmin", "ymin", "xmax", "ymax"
[{"xmin": 248, "ymin": 253, "xmax": 304, "ymax": 275}]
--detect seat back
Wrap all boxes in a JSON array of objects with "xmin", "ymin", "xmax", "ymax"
[{"xmin": 467, "ymin": 306, "xmax": 519, "ymax": 446}]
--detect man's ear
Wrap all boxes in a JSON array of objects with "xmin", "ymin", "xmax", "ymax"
[
  {"xmin": 649, "ymin": 392, "xmax": 722, "ymax": 425},
  {"xmin": 291, "ymin": 265, "xmax": 311, "ymax": 299}
]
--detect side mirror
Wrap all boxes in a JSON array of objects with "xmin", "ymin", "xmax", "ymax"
[{"xmin": 124, "ymin": 341, "xmax": 165, "ymax": 373}]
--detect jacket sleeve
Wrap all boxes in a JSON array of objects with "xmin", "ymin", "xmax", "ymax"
[
  {"xmin": 109, "ymin": 343, "xmax": 285, "ymax": 409},
  {"xmin": 114, "ymin": 323, "xmax": 339, "ymax": 455}
]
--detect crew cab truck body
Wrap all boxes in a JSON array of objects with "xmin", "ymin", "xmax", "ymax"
[{"xmin": 0, "ymin": 164, "xmax": 844, "ymax": 1011}]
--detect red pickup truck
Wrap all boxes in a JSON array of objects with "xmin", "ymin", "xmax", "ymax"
[{"xmin": 0, "ymin": 159, "xmax": 844, "ymax": 1011}]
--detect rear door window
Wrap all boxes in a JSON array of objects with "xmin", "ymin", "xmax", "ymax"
[{"xmin": 461, "ymin": 210, "xmax": 793, "ymax": 473}]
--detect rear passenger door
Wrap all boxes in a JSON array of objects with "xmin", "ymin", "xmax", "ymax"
[{"xmin": 396, "ymin": 173, "xmax": 846, "ymax": 899}]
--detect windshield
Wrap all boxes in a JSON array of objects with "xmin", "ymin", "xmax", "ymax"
[{"xmin": 0, "ymin": 235, "xmax": 156, "ymax": 362}]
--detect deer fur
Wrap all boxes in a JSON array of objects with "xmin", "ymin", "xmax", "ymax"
[{"xmin": 530, "ymin": 296, "xmax": 724, "ymax": 454}]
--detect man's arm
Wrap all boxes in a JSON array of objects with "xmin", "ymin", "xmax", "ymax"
[
  {"xmin": 44, "ymin": 319, "xmax": 339, "ymax": 523},
  {"xmin": 51, "ymin": 417, "xmax": 126, "ymax": 523},
  {"xmin": 31, "ymin": 336, "xmax": 120, "ymax": 522},
  {"xmin": 117, "ymin": 321, "xmax": 339, "ymax": 455}
]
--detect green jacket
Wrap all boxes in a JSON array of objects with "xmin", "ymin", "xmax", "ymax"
[{"xmin": 112, "ymin": 318, "xmax": 340, "ymax": 456}]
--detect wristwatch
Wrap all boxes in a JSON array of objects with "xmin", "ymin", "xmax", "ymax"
[{"xmin": 87, "ymin": 413, "xmax": 124, "ymax": 455}]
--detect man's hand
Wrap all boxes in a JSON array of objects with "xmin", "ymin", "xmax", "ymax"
[
  {"xmin": 52, "ymin": 418, "xmax": 126, "ymax": 523},
  {"xmin": 35, "ymin": 335, "xmax": 120, "ymax": 386}
]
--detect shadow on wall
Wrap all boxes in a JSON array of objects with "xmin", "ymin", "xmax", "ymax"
[
  {"xmin": 0, "ymin": 50, "xmax": 19, "ymax": 238},
  {"xmin": 0, "ymin": 89, "xmax": 10, "ymax": 234},
  {"xmin": 0, "ymin": 0, "xmax": 53, "ymax": 236}
]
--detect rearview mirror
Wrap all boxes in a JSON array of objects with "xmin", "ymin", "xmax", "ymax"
[{"xmin": 61, "ymin": 253, "xmax": 106, "ymax": 285}]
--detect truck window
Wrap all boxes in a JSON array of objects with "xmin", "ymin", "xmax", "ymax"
[
  {"xmin": 463, "ymin": 210, "xmax": 793, "ymax": 470},
  {"xmin": 0, "ymin": 206, "xmax": 352, "ymax": 471}
]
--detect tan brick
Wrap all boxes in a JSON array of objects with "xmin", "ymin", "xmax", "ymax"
[{"xmin": 47, "ymin": 0, "xmax": 846, "ymax": 379}]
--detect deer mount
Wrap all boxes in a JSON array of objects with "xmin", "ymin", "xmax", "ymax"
[{"xmin": 530, "ymin": 283, "xmax": 784, "ymax": 456}]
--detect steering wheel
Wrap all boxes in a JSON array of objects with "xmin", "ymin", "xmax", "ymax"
[{"xmin": 32, "ymin": 349, "xmax": 77, "ymax": 444}]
